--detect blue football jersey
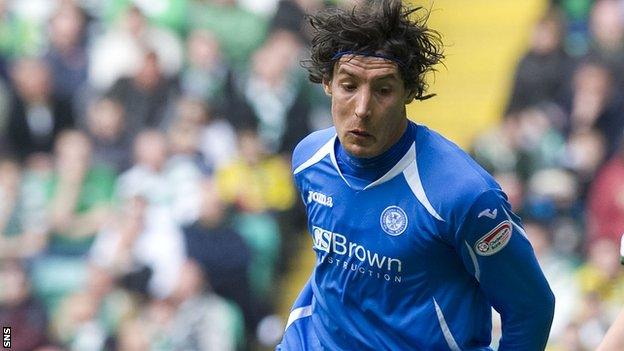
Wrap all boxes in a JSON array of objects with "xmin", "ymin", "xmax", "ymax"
[{"xmin": 278, "ymin": 122, "xmax": 554, "ymax": 350}]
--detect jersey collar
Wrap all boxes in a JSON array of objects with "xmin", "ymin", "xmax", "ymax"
[{"xmin": 329, "ymin": 135, "xmax": 417, "ymax": 190}]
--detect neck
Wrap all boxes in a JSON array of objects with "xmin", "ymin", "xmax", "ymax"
[{"xmin": 336, "ymin": 121, "xmax": 415, "ymax": 188}]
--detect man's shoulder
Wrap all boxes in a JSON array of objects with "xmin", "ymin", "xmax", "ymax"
[
  {"xmin": 415, "ymin": 126, "xmax": 501, "ymax": 215},
  {"xmin": 291, "ymin": 127, "xmax": 336, "ymax": 174},
  {"xmin": 417, "ymin": 126, "xmax": 496, "ymax": 184}
]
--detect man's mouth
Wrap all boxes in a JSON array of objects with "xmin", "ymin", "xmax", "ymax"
[{"xmin": 349, "ymin": 129, "xmax": 372, "ymax": 138}]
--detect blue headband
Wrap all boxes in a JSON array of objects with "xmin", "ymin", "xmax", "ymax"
[{"xmin": 331, "ymin": 50, "xmax": 405, "ymax": 69}]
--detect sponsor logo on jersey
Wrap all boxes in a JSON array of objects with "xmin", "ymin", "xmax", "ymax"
[
  {"xmin": 380, "ymin": 206, "xmax": 408, "ymax": 236},
  {"xmin": 308, "ymin": 190, "xmax": 333, "ymax": 208},
  {"xmin": 312, "ymin": 225, "xmax": 403, "ymax": 283},
  {"xmin": 313, "ymin": 226, "xmax": 332, "ymax": 253},
  {"xmin": 474, "ymin": 221, "xmax": 512, "ymax": 256}
]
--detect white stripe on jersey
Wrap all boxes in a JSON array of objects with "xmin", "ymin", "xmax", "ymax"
[
  {"xmin": 465, "ymin": 241, "xmax": 481, "ymax": 282},
  {"xmin": 404, "ymin": 159, "xmax": 444, "ymax": 221},
  {"xmin": 285, "ymin": 305, "xmax": 313, "ymax": 330},
  {"xmin": 434, "ymin": 298, "xmax": 461, "ymax": 351},
  {"xmin": 294, "ymin": 137, "xmax": 335, "ymax": 175}
]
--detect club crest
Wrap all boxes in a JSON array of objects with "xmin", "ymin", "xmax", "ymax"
[{"xmin": 380, "ymin": 206, "xmax": 408, "ymax": 236}]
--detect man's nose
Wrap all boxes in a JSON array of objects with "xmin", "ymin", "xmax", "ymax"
[{"xmin": 354, "ymin": 88, "xmax": 372, "ymax": 119}]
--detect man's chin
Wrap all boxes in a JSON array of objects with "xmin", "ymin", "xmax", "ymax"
[{"xmin": 343, "ymin": 143, "xmax": 379, "ymax": 158}]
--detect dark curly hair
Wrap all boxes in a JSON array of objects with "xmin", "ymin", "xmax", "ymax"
[{"xmin": 304, "ymin": 0, "xmax": 444, "ymax": 100}]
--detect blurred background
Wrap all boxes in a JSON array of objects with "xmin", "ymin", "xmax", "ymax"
[{"xmin": 0, "ymin": 0, "xmax": 622, "ymax": 350}]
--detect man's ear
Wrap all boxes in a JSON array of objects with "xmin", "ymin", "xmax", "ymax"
[{"xmin": 322, "ymin": 79, "xmax": 332, "ymax": 96}]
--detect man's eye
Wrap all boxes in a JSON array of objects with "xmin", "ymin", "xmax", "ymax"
[
  {"xmin": 378, "ymin": 87, "xmax": 392, "ymax": 95},
  {"xmin": 342, "ymin": 84, "xmax": 356, "ymax": 92}
]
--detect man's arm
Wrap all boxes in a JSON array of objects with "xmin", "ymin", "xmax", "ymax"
[{"xmin": 454, "ymin": 189, "xmax": 555, "ymax": 350}]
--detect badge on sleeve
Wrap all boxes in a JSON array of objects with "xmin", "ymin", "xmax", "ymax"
[{"xmin": 474, "ymin": 220, "xmax": 512, "ymax": 256}]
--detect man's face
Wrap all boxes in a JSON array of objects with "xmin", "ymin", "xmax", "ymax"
[{"xmin": 324, "ymin": 55, "xmax": 411, "ymax": 158}]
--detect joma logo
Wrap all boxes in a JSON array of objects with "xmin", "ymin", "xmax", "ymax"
[{"xmin": 308, "ymin": 190, "xmax": 333, "ymax": 207}]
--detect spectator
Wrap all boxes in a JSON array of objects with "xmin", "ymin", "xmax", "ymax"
[
  {"xmin": 180, "ymin": 29, "xmax": 231, "ymax": 110},
  {"xmin": 175, "ymin": 97, "xmax": 238, "ymax": 170},
  {"xmin": 526, "ymin": 168, "xmax": 580, "ymax": 217},
  {"xmin": 165, "ymin": 115, "xmax": 208, "ymax": 225},
  {"xmin": 44, "ymin": 1, "xmax": 88, "ymax": 103},
  {"xmin": 229, "ymin": 30, "xmax": 311, "ymax": 154},
  {"xmin": 524, "ymin": 169, "xmax": 584, "ymax": 255},
  {"xmin": 84, "ymin": 265, "xmax": 134, "ymax": 336},
  {"xmin": 524, "ymin": 218, "xmax": 581, "ymax": 343},
  {"xmin": 471, "ymin": 114, "xmax": 522, "ymax": 175},
  {"xmin": 82, "ymin": 98, "xmax": 131, "ymax": 173},
  {"xmin": 216, "ymin": 128, "xmax": 295, "ymax": 213},
  {"xmin": 269, "ymin": 0, "xmax": 324, "ymax": 41},
  {"xmin": 506, "ymin": 7, "xmax": 574, "ymax": 113},
  {"xmin": 6, "ymin": 57, "xmax": 74, "ymax": 161},
  {"xmin": 168, "ymin": 260, "xmax": 239, "ymax": 351},
  {"xmin": 0, "ymin": 260, "xmax": 50, "ymax": 351},
  {"xmin": 182, "ymin": 180, "xmax": 254, "ymax": 328},
  {"xmin": 563, "ymin": 128, "xmax": 606, "ymax": 197},
  {"xmin": 53, "ymin": 290, "xmax": 107, "ymax": 350},
  {"xmin": 576, "ymin": 293, "xmax": 611, "ymax": 350},
  {"xmin": 51, "ymin": 265, "xmax": 133, "ymax": 351},
  {"xmin": 115, "ymin": 298, "xmax": 176, "ymax": 350},
  {"xmin": 189, "ymin": 0, "xmax": 267, "ymax": 69},
  {"xmin": 576, "ymin": 238, "xmax": 624, "ymax": 314},
  {"xmin": 47, "ymin": 130, "xmax": 115, "ymax": 255},
  {"xmin": 90, "ymin": 193, "xmax": 185, "ymax": 299},
  {"xmin": 587, "ymin": 0, "xmax": 624, "ymax": 79},
  {"xmin": 560, "ymin": 60, "xmax": 624, "ymax": 156},
  {"xmin": 586, "ymin": 142, "xmax": 624, "ymax": 244},
  {"xmin": 0, "ymin": 157, "xmax": 47, "ymax": 259},
  {"xmin": 89, "ymin": 5, "xmax": 183, "ymax": 90},
  {"xmin": 515, "ymin": 106, "xmax": 567, "ymax": 177},
  {"xmin": 473, "ymin": 106, "xmax": 566, "ymax": 182},
  {"xmin": 106, "ymin": 50, "xmax": 178, "ymax": 138},
  {"xmin": 114, "ymin": 129, "xmax": 170, "ymax": 209},
  {"xmin": 215, "ymin": 128, "xmax": 293, "ymax": 298},
  {"xmin": 0, "ymin": 0, "xmax": 41, "ymax": 62}
]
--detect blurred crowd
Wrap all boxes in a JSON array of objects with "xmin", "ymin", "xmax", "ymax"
[
  {"xmin": 3, "ymin": 0, "xmax": 624, "ymax": 350},
  {"xmin": 472, "ymin": 0, "xmax": 624, "ymax": 349},
  {"xmin": 0, "ymin": 0, "xmax": 343, "ymax": 350}
]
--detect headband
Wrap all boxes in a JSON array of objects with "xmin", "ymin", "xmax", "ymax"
[{"xmin": 331, "ymin": 50, "xmax": 406, "ymax": 69}]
